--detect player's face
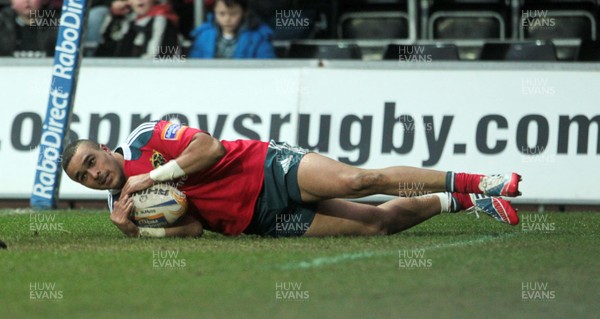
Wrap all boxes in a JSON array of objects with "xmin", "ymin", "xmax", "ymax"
[
  {"xmin": 65, "ymin": 143, "xmax": 126, "ymax": 190},
  {"xmin": 214, "ymin": 1, "xmax": 243, "ymax": 35}
]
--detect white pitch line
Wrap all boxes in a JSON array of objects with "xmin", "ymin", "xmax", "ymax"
[
  {"xmin": 0, "ymin": 209, "xmax": 37, "ymax": 216},
  {"xmin": 279, "ymin": 233, "xmax": 517, "ymax": 270}
]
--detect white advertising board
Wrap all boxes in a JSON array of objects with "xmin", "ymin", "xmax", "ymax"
[{"xmin": 1, "ymin": 61, "xmax": 598, "ymax": 203}]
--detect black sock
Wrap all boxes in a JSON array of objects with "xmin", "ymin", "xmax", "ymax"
[{"xmin": 445, "ymin": 172, "xmax": 455, "ymax": 192}]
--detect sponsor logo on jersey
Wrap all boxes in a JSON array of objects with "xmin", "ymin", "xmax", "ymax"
[
  {"xmin": 150, "ymin": 150, "xmax": 166, "ymax": 168},
  {"xmin": 161, "ymin": 123, "xmax": 186, "ymax": 140}
]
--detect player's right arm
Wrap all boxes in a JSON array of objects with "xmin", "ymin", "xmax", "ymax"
[
  {"xmin": 110, "ymin": 194, "xmax": 139, "ymax": 237},
  {"xmin": 119, "ymin": 130, "xmax": 226, "ymax": 198}
]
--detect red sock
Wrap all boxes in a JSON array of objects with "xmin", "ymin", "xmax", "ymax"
[
  {"xmin": 451, "ymin": 172, "xmax": 484, "ymax": 194},
  {"xmin": 452, "ymin": 192, "xmax": 474, "ymax": 210}
]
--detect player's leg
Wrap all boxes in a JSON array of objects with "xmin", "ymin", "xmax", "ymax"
[
  {"xmin": 303, "ymin": 192, "xmax": 520, "ymax": 237},
  {"xmin": 298, "ymin": 153, "xmax": 445, "ymax": 202},
  {"xmin": 303, "ymin": 196, "xmax": 441, "ymax": 237},
  {"xmin": 297, "ymin": 153, "xmax": 521, "ymax": 202}
]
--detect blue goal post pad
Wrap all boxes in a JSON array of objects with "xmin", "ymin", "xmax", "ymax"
[{"xmin": 30, "ymin": 0, "xmax": 91, "ymax": 209}]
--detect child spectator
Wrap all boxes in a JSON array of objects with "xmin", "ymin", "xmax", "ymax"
[
  {"xmin": 96, "ymin": 0, "xmax": 180, "ymax": 58},
  {"xmin": 0, "ymin": 0, "xmax": 57, "ymax": 57},
  {"xmin": 189, "ymin": 0, "xmax": 275, "ymax": 59}
]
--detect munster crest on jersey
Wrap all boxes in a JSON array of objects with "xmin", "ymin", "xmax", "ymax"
[{"xmin": 150, "ymin": 150, "xmax": 166, "ymax": 168}]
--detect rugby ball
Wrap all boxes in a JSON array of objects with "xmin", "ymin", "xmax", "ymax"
[{"xmin": 131, "ymin": 184, "xmax": 187, "ymax": 228}]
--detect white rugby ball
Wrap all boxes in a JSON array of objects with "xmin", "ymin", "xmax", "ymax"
[{"xmin": 131, "ymin": 184, "xmax": 187, "ymax": 228}]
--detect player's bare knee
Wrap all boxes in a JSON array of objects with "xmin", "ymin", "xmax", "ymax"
[
  {"xmin": 367, "ymin": 221, "xmax": 389, "ymax": 236},
  {"xmin": 368, "ymin": 214, "xmax": 393, "ymax": 236},
  {"xmin": 348, "ymin": 171, "xmax": 385, "ymax": 196}
]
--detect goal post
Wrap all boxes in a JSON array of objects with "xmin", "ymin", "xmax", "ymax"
[{"xmin": 30, "ymin": 0, "xmax": 90, "ymax": 209}]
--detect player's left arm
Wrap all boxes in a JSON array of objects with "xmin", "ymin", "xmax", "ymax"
[{"xmin": 120, "ymin": 132, "xmax": 226, "ymax": 197}]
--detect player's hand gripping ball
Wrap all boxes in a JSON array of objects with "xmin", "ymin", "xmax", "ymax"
[{"xmin": 130, "ymin": 184, "xmax": 187, "ymax": 228}]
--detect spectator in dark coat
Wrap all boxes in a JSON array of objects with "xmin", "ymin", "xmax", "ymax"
[
  {"xmin": 0, "ymin": 0, "xmax": 58, "ymax": 57},
  {"xmin": 96, "ymin": 0, "xmax": 181, "ymax": 58},
  {"xmin": 83, "ymin": 0, "xmax": 113, "ymax": 56}
]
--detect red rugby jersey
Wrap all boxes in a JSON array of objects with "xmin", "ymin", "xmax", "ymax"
[{"xmin": 109, "ymin": 120, "xmax": 268, "ymax": 235}]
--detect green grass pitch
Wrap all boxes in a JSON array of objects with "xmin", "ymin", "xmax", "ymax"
[{"xmin": 0, "ymin": 209, "xmax": 598, "ymax": 319}]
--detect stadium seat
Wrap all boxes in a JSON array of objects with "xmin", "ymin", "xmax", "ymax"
[
  {"xmin": 577, "ymin": 40, "xmax": 600, "ymax": 61},
  {"xmin": 480, "ymin": 41, "xmax": 557, "ymax": 61},
  {"xmin": 382, "ymin": 43, "xmax": 459, "ymax": 60},
  {"xmin": 520, "ymin": 11, "xmax": 597, "ymax": 41},
  {"xmin": 286, "ymin": 43, "xmax": 363, "ymax": 59},
  {"xmin": 270, "ymin": 9, "xmax": 322, "ymax": 40},
  {"xmin": 423, "ymin": 0, "xmax": 508, "ymax": 40},
  {"xmin": 552, "ymin": 42, "xmax": 581, "ymax": 61},
  {"xmin": 519, "ymin": 0, "xmax": 598, "ymax": 41},
  {"xmin": 429, "ymin": 13, "xmax": 506, "ymax": 40},
  {"xmin": 517, "ymin": 0, "xmax": 597, "ymax": 60},
  {"xmin": 249, "ymin": 0, "xmax": 331, "ymax": 39},
  {"xmin": 338, "ymin": 12, "xmax": 410, "ymax": 39}
]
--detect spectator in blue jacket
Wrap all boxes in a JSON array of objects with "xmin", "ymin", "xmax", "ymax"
[{"xmin": 188, "ymin": 0, "xmax": 275, "ymax": 59}]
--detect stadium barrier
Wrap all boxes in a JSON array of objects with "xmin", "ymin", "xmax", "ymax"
[{"xmin": 1, "ymin": 59, "xmax": 599, "ymax": 204}]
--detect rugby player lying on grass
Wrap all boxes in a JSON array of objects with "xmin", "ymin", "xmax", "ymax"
[{"xmin": 62, "ymin": 120, "xmax": 522, "ymax": 238}]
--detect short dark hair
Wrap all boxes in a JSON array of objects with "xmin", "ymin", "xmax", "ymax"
[
  {"xmin": 216, "ymin": 0, "xmax": 247, "ymax": 11},
  {"xmin": 215, "ymin": 0, "xmax": 262, "ymax": 29},
  {"xmin": 61, "ymin": 139, "xmax": 100, "ymax": 172}
]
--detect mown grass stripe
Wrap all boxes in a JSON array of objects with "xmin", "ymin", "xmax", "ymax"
[{"xmin": 279, "ymin": 233, "xmax": 518, "ymax": 269}]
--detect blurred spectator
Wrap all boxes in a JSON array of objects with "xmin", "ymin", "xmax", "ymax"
[
  {"xmin": 83, "ymin": 0, "xmax": 112, "ymax": 56},
  {"xmin": 0, "ymin": 0, "xmax": 57, "ymax": 57},
  {"xmin": 96, "ymin": 0, "xmax": 181, "ymax": 58},
  {"xmin": 189, "ymin": 0, "xmax": 275, "ymax": 59},
  {"xmin": 168, "ymin": 0, "xmax": 193, "ymax": 39}
]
